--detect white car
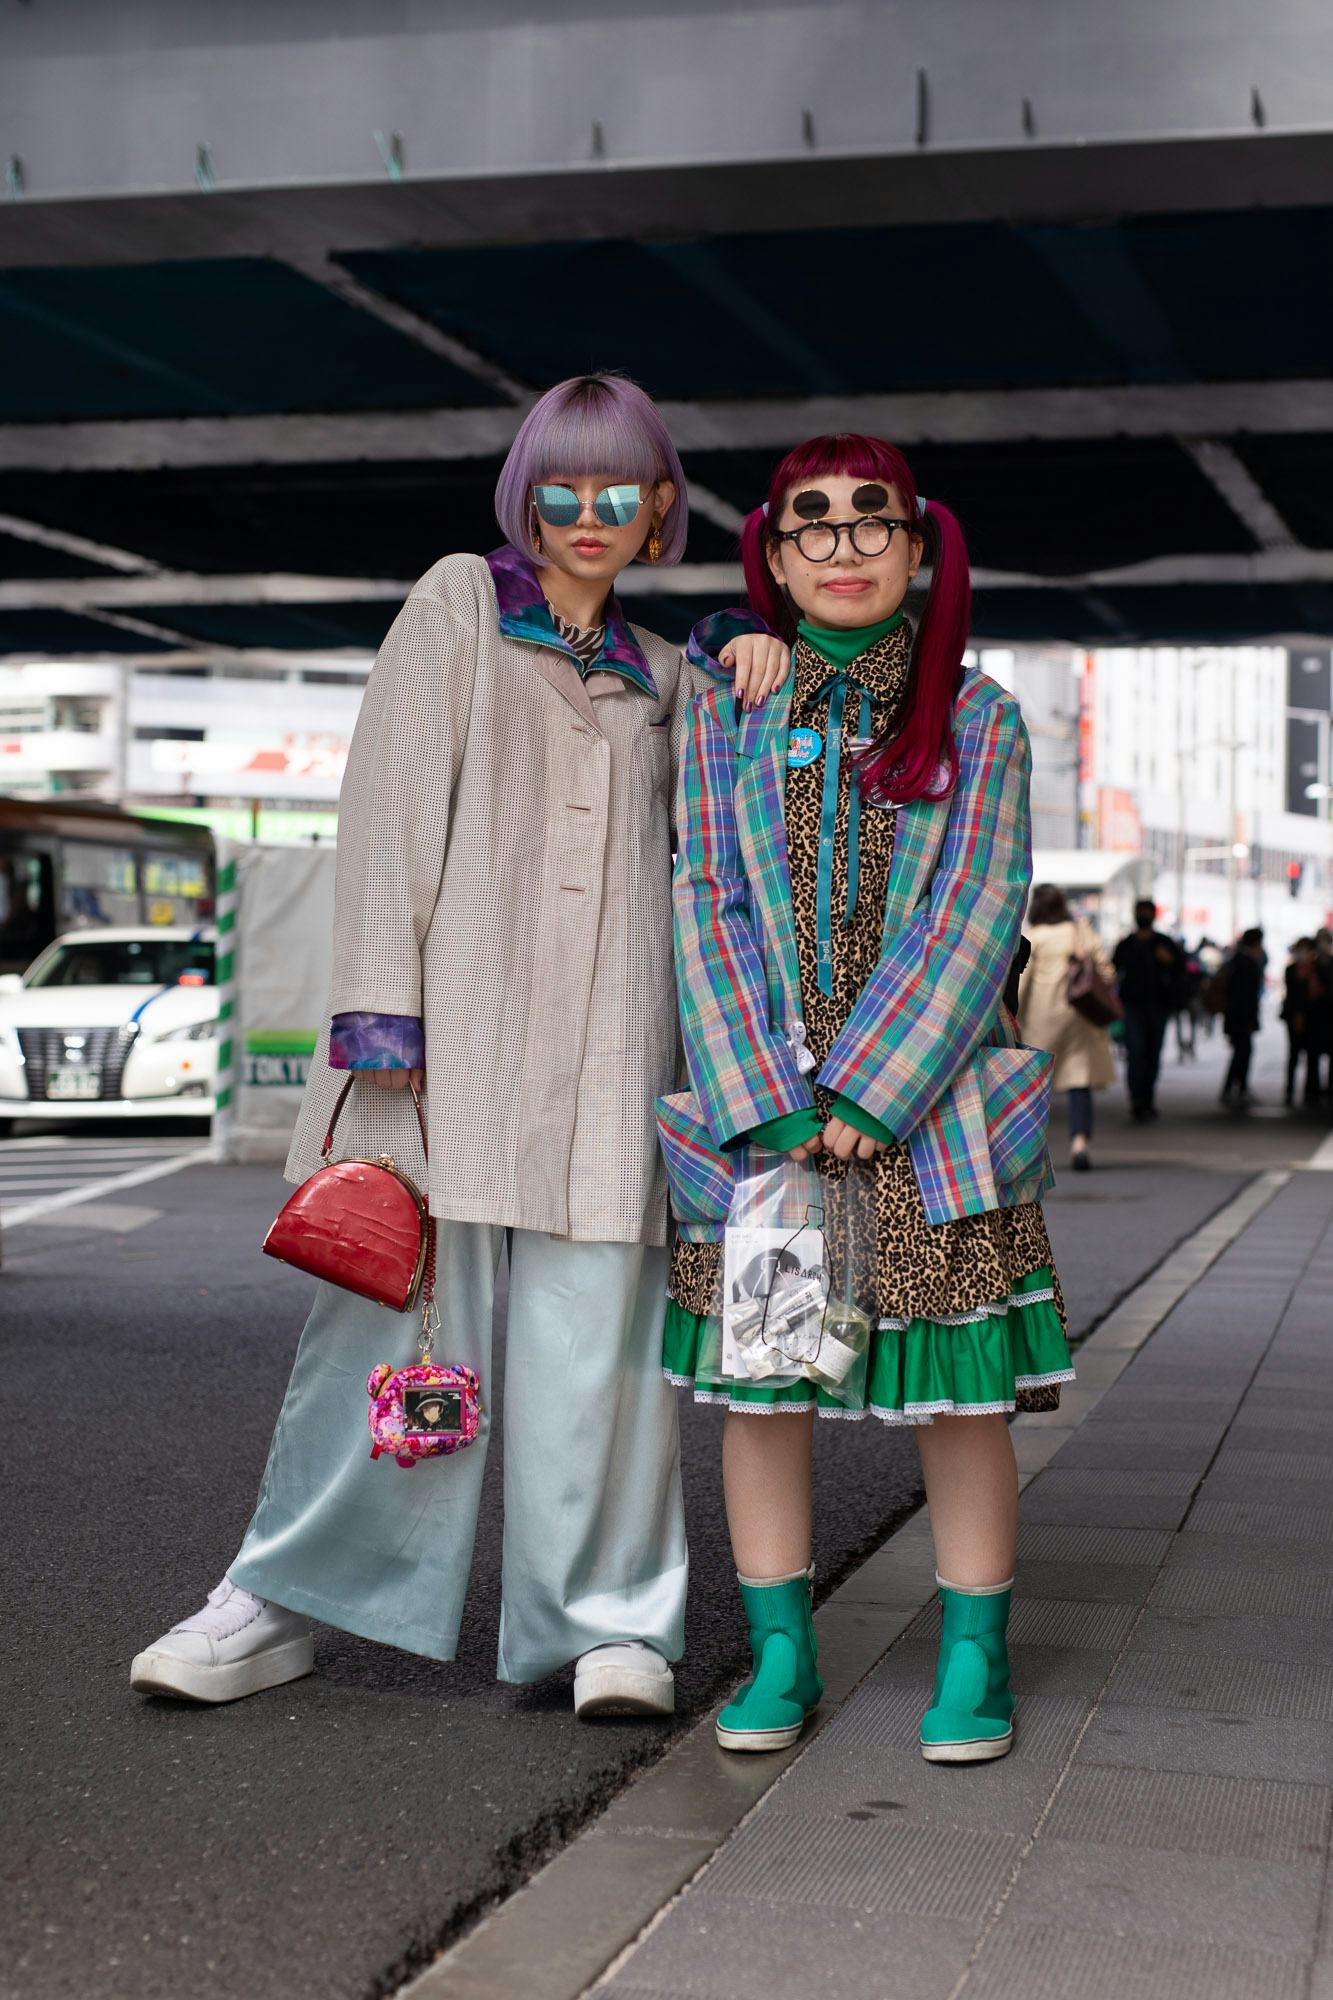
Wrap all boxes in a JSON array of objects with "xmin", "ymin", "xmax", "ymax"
[{"xmin": 0, "ymin": 927, "xmax": 218, "ymax": 1127}]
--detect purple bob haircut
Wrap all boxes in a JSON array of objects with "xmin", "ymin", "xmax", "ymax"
[{"xmin": 494, "ymin": 373, "xmax": 689, "ymax": 567}]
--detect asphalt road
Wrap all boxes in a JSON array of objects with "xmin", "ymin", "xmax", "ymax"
[{"xmin": 2, "ymin": 1022, "xmax": 1327, "ymax": 2000}]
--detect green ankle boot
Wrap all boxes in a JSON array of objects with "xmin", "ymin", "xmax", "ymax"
[
  {"xmin": 919, "ymin": 1578, "xmax": 1015, "ymax": 1764},
  {"xmin": 715, "ymin": 1570, "xmax": 823, "ymax": 1753}
]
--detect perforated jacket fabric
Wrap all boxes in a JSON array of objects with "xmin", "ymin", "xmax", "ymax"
[{"xmin": 285, "ymin": 551, "xmax": 706, "ymax": 1245}]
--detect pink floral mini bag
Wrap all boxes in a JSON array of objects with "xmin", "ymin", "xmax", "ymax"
[
  {"xmin": 358, "ymin": 1111, "xmax": 482, "ymax": 1469},
  {"xmin": 366, "ymin": 1346, "xmax": 482, "ymax": 1469}
]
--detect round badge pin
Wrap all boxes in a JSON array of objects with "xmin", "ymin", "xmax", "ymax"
[{"xmin": 787, "ymin": 728, "xmax": 824, "ymax": 768}]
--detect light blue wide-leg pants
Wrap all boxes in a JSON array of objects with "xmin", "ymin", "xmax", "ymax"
[{"xmin": 229, "ymin": 1225, "xmax": 687, "ymax": 1682}]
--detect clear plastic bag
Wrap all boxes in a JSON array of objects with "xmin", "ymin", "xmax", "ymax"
[{"xmin": 719, "ymin": 1150, "xmax": 880, "ymax": 1408}]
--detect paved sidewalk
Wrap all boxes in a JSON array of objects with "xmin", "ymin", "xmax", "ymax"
[{"xmin": 592, "ymin": 1166, "xmax": 1333, "ymax": 2000}]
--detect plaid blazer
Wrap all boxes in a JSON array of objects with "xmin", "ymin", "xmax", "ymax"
[{"xmin": 661, "ymin": 665, "xmax": 1055, "ymax": 1231}]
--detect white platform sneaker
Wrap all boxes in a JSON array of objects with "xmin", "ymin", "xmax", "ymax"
[
  {"xmin": 573, "ymin": 1641, "xmax": 675, "ymax": 1719},
  {"xmin": 130, "ymin": 1579, "xmax": 315, "ymax": 1704}
]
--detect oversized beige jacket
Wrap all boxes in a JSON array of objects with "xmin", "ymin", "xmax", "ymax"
[
  {"xmin": 285, "ymin": 548, "xmax": 712, "ymax": 1245},
  {"xmin": 1017, "ymin": 917, "xmax": 1117, "ymax": 1092}
]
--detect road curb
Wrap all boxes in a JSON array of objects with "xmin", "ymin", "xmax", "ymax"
[{"xmin": 395, "ymin": 1167, "xmax": 1289, "ymax": 2000}]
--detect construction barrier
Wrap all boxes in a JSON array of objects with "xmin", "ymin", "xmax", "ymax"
[{"xmin": 214, "ymin": 839, "xmax": 336, "ymax": 1163}]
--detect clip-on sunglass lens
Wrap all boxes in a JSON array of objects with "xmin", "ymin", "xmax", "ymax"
[{"xmin": 792, "ymin": 489, "xmax": 831, "ymax": 521}]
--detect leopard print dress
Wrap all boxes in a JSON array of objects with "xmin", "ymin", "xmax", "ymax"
[{"xmin": 669, "ymin": 619, "xmax": 1069, "ymax": 1416}]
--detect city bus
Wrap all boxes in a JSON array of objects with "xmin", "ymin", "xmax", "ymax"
[{"xmin": 0, "ymin": 799, "xmax": 215, "ymax": 976}]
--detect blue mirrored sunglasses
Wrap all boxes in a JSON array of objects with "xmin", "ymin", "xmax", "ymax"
[{"xmin": 533, "ymin": 483, "xmax": 646, "ymax": 530}]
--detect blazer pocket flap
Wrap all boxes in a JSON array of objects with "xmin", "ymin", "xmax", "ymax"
[
  {"xmin": 981, "ymin": 1045, "xmax": 1054, "ymax": 1184},
  {"xmin": 656, "ymin": 1089, "xmax": 735, "ymax": 1224}
]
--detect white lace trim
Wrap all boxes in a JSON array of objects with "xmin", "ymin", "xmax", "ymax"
[
  {"xmin": 692, "ymin": 1390, "xmax": 818, "ymax": 1414},
  {"xmin": 682, "ymin": 1391, "xmax": 1069, "ymax": 1425},
  {"xmin": 821, "ymin": 1401, "xmax": 1021, "ymax": 1427},
  {"xmin": 876, "ymin": 1286, "xmax": 1057, "ymax": 1332},
  {"xmin": 667, "ymin": 1369, "xmax": 1074, "ymax": 1418},
  {"xmin": 670, "ymin": 1374, "xmax": 817, "ymax": 1412}
]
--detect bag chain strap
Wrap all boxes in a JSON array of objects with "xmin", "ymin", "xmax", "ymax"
[{"xmin": 418, "ymin": 1221, "xmax": 439, "ymax": 1362}]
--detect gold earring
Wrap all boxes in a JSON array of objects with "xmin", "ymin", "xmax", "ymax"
[
  {"xmin": 646, "ymin": 514, "xmax": 663, "ymax": 563},
  {"xmin": 530, "ymin": 511, "xmax": 542, "ymax": 557}
]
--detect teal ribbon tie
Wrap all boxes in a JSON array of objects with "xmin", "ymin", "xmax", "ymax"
[{"xmin": 807, "ymin": 673, "xmax": 874, "ymax": 997}]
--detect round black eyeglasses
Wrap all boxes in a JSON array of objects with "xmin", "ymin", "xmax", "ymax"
[{"xmin": 771, "ymin": 516, "xmax": 913, "ymax": 562}]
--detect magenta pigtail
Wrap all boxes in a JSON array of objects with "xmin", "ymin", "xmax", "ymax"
[{"xmin": 857, "ymin": 495, "xmax": 969, "ymax": 809}]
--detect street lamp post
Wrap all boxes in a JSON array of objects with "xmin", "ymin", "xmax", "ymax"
[
  {"xmin": 1180, "ymin": 734, "xmax": 1248, "ymax": 942},
  {"xmin": 1174, "ymin": 654, "xmax": 1245, "ymax": 940},
  {"xmin": 1306, "ymin": 784, "xmax": 1333, "ymax": 910}
]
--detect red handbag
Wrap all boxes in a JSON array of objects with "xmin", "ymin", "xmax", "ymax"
[{"xmin": 262, "ymin": 1075, "xmax": 435, "ymax": 1316}]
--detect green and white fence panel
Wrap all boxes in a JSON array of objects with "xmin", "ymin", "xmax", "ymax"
[
  {"xmin": 211, "ymin": 844, "xmax": 239, "ymax": 1158},
  {"xmin": 214, "ymin": 840, "xmax": 337, "ymax": 1163}
]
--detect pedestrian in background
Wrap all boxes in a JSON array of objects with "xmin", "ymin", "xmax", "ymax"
[
  {"xmin": 1174, "ymin": 938, "xmax": 1204, "ymax": 1060},
  {"xmin": 1195, "ymin": 936, "xmax": 1223, "ymax": 1038},
  {"xmin": 1282, "ymin": 937, "xmax": 1318, "ymax": 1107},
  {"xmin": 1310, "ymin": 928, "xmax": 1333, "ymax": 1107},
  {"xmin": 1221, "ymin": 926, "xmax": 1266, "ymax": 1106},
  {"xmin": 1112, "ymin": 898, "xmax": 1185, "ymax": 1122},
  {"xmin": 1018, "ymin": 884, "xmax": 1117, "ymax": 1173}
]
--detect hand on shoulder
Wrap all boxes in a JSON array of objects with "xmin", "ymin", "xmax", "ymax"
[{"xmin": 719, "ymin": 633, "xmax": 791, "ymax": 710}]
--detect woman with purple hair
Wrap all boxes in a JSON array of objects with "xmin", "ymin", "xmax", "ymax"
[
  {"xmin": 131, "ymin": 374, "xmax": 787, "ymax": 1720},
  {"xmin": 659, "ymin": 435, "xmax": 1072, "ymax": 1762}
]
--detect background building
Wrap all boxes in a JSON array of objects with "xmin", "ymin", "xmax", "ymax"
[{"xmin": 2, "ymin": 0, "xmax": 1332, "ymax": 937}]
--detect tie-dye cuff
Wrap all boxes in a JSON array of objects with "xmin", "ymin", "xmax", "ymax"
[
  {"xmin": 329, "ymin": 1011, "xmax": 425, "ymax": 1071},
  {"xmin": 686, "ymin": 609, "xmax": 774, "ymax": 682}
]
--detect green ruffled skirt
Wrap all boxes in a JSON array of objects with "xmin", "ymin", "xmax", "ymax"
[{"xmin": 662, "ymin": 1266, "xmax": 1073, "ymax": 1423}]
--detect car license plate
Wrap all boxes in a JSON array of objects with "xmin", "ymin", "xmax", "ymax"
[{"xmin": 47, "ymin": 1068, "xmax": 102, "ymax": 1100}]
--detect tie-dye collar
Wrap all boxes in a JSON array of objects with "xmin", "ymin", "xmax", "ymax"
[{"xmin": 485, "ymin": 544, "xmax": 657, "ymax": 699}]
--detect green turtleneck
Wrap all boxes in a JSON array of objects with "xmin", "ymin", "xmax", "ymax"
[{"xmin": 796, "ymin": 607, "xmax": 905, "ymax": 672}]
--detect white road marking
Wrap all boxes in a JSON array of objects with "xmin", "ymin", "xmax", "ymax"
[
  {"xmin": 0, "ymin": 1158, "xmax": 147, "ymax": 1169},
  {"xmin": 1307, "ymin": 1129, "xmax": 1333, "ymax": 1173},
  {"xmin": 17, "ymin": 1200, "xmax": 163, "ymax": 1234},
  {"xmin": 0, "ymin": 1143, "xmax": 196, "ymax": 1160},
  {"xmin": 0, "ymin": 1135, "xmax": 203, "ymax": 1204},
  {"xmin": 1, "ymin": 1148, "xmax": 210, "ymax": 1227},
  {"xmin": 0, "ymin": 1159, "xmax": 192, "ymax": 1198},
  {"xmin": 0, "ymin": 1174, "xmax": 130, "ymax": 1187}
]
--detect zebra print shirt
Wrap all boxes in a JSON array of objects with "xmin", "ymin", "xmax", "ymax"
[{"xmin": 549, "ymin": 606, "xmax": 606, "ymax": 677}]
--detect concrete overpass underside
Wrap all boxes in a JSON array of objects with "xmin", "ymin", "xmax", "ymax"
[{"xmin": 1, "ymin": 0, "xmax": 1331, "ymax": 658}]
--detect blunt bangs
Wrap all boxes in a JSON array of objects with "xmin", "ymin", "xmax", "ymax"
[
  {"xmin": 494, "ymin": 374, "xmax": 689, "ymax": 565},
  {"xmin": 777, "ymin": 433, "xmax": 917, "ymax": 512}
]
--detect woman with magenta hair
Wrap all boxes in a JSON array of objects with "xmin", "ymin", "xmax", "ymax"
[
  {"xmin": 131, "ymin": 374, "xmax": 787, "ymax": 1719},
  {"xmin": 658, "ymin": 435, "xmax": 1072, "ymax": 1761}
]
